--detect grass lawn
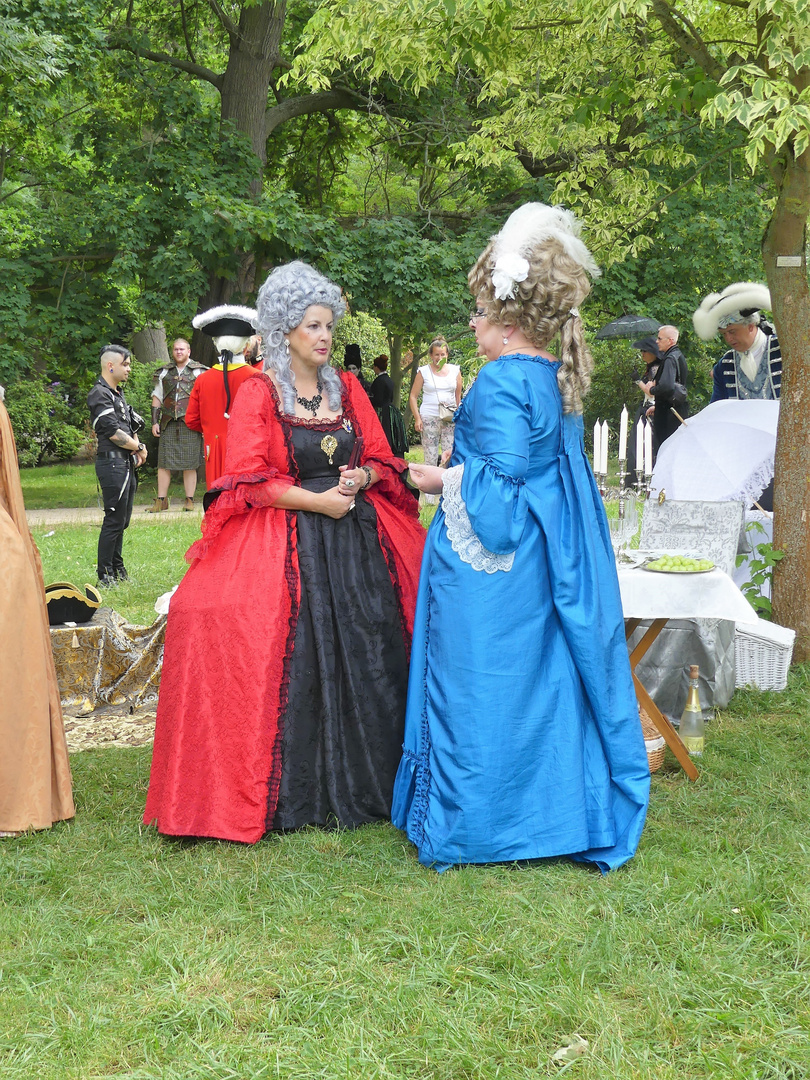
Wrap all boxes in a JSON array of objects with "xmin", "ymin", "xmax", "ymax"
[
  {"xmin": 20, "ymin": 463, "xmax": 208, "ymax": 510},
  {"xmin": 8, "ymin": 460, "xmax": 809, "ymax": 1077},
  {"xmin": 2, "ymin": 672, "xmax": 809, "ymax": 1079},
  {"xmin": 32, "ymin": 519, "xmax": 204, "ymax": 627}
]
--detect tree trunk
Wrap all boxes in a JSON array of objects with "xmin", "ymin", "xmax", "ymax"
[
  {"xmin": 220, "ymin": 1, "xmax": 285, "ymax": 185},
  {"xmin": 192, "ymin": 0, "xmax": 286, "ymax": 359},
  {"xmin": 130, "ymin": 323, "xmax": 170, "ymax": 365},
  {"xmin": 764, "ymin": 147, "xmax": 810, "ymax": 661}
]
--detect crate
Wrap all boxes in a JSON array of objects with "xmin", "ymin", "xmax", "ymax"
[{"xmin": 735, "ymin": 618, "xmax": 795, "ymax": 692}]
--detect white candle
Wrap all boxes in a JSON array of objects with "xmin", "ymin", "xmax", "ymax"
[
  {"xmin": 636, "ymin": 422, "xmax": 644, "ymax": 476},
  {"xmin": 601, "ymin": 420, "xmax": 609, "ymax": 475},
  {"xmin": 644, "ymin": 422, "xmax": 653, "ymax": 476},
  {"xmin": 619, "ymin": 406, "xmax": 628, "ymax": 462},
  {"xmin": 593, "ymin": 420, "xmax": 601, "ymax": 474}
]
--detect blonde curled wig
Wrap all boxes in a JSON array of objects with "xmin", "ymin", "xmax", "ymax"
[{"xmin": 469, "ymin": 236, "xmax": 595, "ymax": 414}]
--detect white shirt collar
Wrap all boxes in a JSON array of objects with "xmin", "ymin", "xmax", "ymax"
[{"xmin": 737, "ymin": 328, "xmax": 766, "ymax": 382}]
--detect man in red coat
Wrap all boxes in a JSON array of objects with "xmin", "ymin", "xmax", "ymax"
[{"xmin": 186, "ymin": 305, "xmax": 258, "ymax": 487}]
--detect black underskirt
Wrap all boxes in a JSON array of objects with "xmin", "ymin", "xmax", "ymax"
[{"xmin": 272, "ymin": 420, "xmax": 408, "ymax": 830}]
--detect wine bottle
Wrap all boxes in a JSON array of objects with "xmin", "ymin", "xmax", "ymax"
[{"xmin": 680, "ymin": 664, "xmax": 705, "ymax": 756}]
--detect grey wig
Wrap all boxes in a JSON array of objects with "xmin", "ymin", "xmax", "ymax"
[{"xmin": 255, "ymin": 261, "xmax": 346, "ymax": 414}]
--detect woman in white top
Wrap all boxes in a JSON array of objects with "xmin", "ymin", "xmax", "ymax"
[{"xmin": 409, "ymin": 338, "xmax": 462, "ymax": 501}]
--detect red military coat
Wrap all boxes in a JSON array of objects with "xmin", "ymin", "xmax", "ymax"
[{"xmin": 185, "ymin": 362, "xmax": 258, "ymax": 486}]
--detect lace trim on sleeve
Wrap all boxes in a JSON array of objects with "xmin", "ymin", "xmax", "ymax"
[{"xmin": 441, "ymin": 464, "xmax": 515, "ymax": 574}]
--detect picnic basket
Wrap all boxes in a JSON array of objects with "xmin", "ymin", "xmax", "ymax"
[
  {"xmin": 735, "ymin": 617, "xmax": 795, "ymax": 692},
  {"xmin": 640, "ymin": 707, "xmax": 666, "ymax": 773}
]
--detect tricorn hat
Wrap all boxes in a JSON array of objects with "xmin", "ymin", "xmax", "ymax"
[
  {"xmin": 192, "ymin": 305, "xmax": 257, "ymax": 341},
  {"xmin": 692, "ymin": 282, "xmax": 771, "ymax": 341},
  {"xmin": 45, "ymin": 582, "xmax": 102, "ymax": 626}
]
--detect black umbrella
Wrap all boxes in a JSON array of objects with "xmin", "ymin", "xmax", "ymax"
[{"xmin": 595, "ymin": 315, "xmax": 662, "ymax": 340}]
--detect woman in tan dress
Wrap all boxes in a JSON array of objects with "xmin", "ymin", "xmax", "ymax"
[{"xmin": 0, "ymin": 400, "xmax": 74, "ymax": 836}]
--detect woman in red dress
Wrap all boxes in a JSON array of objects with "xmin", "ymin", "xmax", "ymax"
[{"xmin": 144, "ymin": 262, "xmax": 425, "ymax": 843}]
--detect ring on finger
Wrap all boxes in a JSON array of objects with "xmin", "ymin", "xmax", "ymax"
[{"xmin": 345, "ymin": 478, "xmax": 356, "ymax": 488}]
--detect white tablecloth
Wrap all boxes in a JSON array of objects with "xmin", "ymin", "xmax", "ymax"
[{"xmin": 617, "ymin": 567, "xmax": 757, "ymax": 625}]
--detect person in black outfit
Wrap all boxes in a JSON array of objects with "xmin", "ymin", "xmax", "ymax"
[
  {"xmin": 343, "ymin": 343, "xmax": 369, "ymax": 392},
  {"xmin": 627, "ymin": 336, "xmax": 661, "ymax": 475},
  {"xmin": 368, "ymin": 354, "xmax": 409, "ymax": 456},
  {"xmin": 644, "ymin": 324, "xmax": 688, "ymax": 449},
  {"xmin": 87, "ymin": 345, "xmax": 147, "ymax": 585}
]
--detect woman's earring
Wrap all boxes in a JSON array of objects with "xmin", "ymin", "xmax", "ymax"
[
  {"xmin": 502, "ymin": 336, "xmax": 509, "ymax": 346},
  {"xmin": 284, "ymin": 338, "xmax": 290, "ymax": 359}
]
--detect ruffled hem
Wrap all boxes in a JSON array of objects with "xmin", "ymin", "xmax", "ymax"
[
  {"xmin": 442, "ymin": 465, "xmax": 515, "ymax": 573},
  {"xmin": 210, "ymin": 469, "xmax": 280, "ymax": 493},
  {"xmin": 726, "ymin": 458, "xmax": 774, "ymax": 507}
]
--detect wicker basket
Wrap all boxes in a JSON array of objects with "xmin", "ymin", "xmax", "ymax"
[
  {"xmin": 640, "ymin": 707, "xmax": 666, "ymax": 773},
  {"xmin": 735, "ymin": 618, "xmax": 795, "ymax": 692}
]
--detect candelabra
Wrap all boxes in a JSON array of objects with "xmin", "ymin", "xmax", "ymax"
[{"xmin": 617, "ymin": 458, "xmax": 628, "ymax": 518}]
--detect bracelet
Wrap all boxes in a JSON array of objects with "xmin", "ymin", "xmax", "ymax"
[{"xmin": 360, "ymin": 466, "xmax": 372, "ymax": 490}]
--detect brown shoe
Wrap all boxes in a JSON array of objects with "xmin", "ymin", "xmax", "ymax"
[
  {"xmin": 146, "ymin": 497, "xmax": 169, "ymax": 513},
  {"xmin": 183, "ymin": 497, "xmax": 195, "ymax": 511}
]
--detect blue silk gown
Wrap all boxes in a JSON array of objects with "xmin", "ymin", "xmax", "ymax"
[{"xmin": 392, "ymin": 354, "xmax": 650, "ymax": 872}]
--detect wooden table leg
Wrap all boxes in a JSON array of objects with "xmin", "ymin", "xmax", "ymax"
[
  {"xmin": 625, "ymin": 617, "xmax": 699, "ymax": 782},
  {"xmin": 632, "ymin": 673, "xmax": 699, "ymax": 781},
  {"xmin": 628, "ymin": 618, "xmax": 667, "ymax": 668}
]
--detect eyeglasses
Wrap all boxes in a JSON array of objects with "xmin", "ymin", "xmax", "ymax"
[{"xmin": 469, "ymin": 308, "xmax": 486, "ymax": 321}]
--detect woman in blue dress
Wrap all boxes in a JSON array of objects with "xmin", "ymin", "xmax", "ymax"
[{"xmin": 392, "ymin": 203, "xmax": 650, "ymax": 873}]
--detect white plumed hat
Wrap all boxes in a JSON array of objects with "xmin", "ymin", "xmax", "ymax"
[
  {"xmin": 692, "ymin": 282, "xmax": 771, "ymax": 340},
  {"xmin": 490, "ymin": 203, "xmax": 600, "ymax": 300}
]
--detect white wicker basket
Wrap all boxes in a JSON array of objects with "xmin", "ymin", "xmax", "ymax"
[{"xmin": 735, "ymin": 618, "xmax": 795, "ymax": 691}]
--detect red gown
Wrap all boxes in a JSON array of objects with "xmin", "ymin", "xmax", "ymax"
[
  {"xmin": 184, "ymin": 363, "xmax": 258, "ymax": 486},
  {"xmin": 144, "ymin": 372, "xmax": 425, "ymax": 843}
]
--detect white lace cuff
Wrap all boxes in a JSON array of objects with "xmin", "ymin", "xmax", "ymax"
[{"xmin": 441, "ymin": 465, "xmax": 515, "ymax": 573}]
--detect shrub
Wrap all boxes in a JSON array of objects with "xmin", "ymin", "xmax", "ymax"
[{"xmin": 4, "ymin": 378, "xmax": 88, "ymax": 467}]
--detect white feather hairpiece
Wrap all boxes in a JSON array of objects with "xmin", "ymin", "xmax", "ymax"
[
  {"xmin": 490, "ymin": 203, "xmax": 600, "ymax": 299},
  {"xmin": 692, "ymin": 282, "xmax": 771, "ymax": 341}
]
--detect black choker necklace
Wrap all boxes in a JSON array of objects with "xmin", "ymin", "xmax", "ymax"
[{"xmin": 296, "ymin": 375, "xmax": 324, "ymax": 416}]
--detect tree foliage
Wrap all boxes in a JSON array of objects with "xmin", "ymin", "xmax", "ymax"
[{"xmin": 4, "ymin": 378, "xmax": 86, "ymax": 466}]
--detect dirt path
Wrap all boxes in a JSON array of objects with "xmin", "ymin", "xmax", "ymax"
[{"xmin": 26, "ymin": 505, "xmax": 202, "ymax": 527}]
